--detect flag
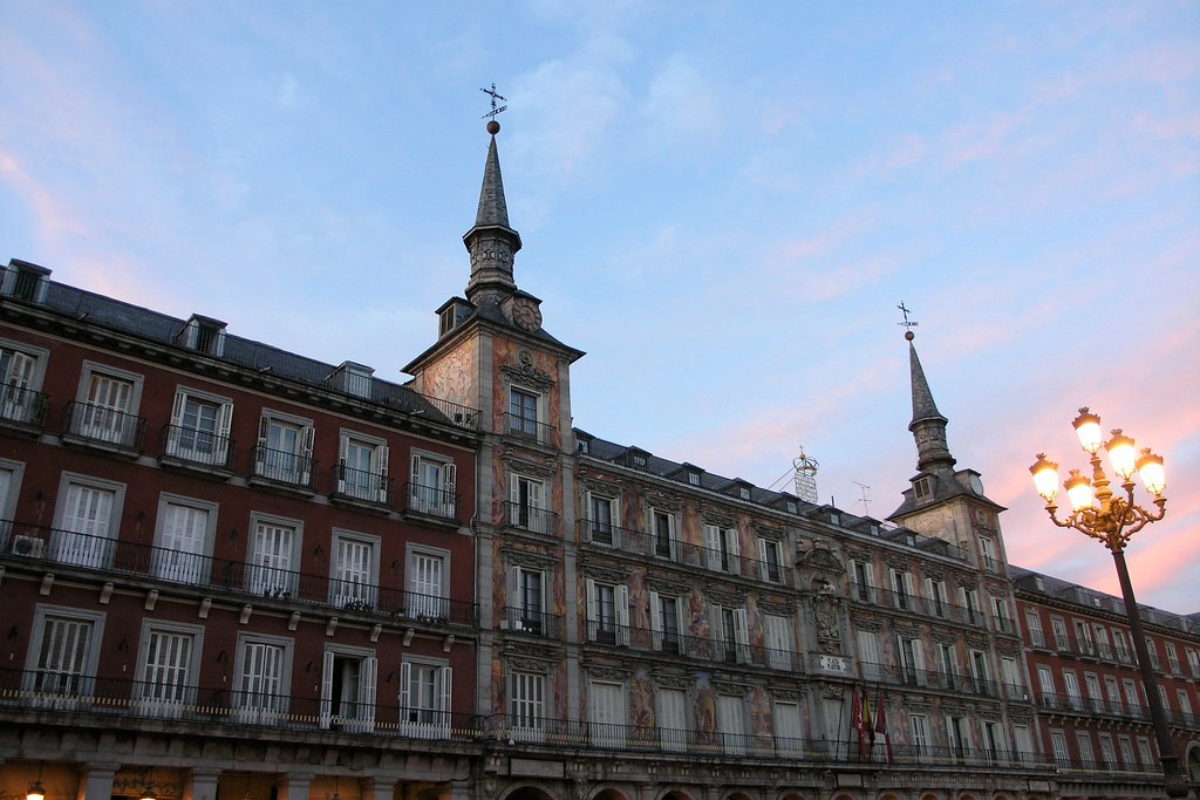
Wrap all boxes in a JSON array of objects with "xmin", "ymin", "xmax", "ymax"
[
  {"xmin": 852, "ymin": 685, "xmax": 868, "ymax": 759},
  {"xmin": 874, "ymin": 687, "xmax": 893, "ymax": 765},
  {"xmin": 863, "ymin": 690, "xmax": 875, "ymax": 753}
]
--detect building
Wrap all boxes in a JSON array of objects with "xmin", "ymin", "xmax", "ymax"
[{"xmin": 0, "ymin": 121, "xmax": 1196, "ymax": 800}]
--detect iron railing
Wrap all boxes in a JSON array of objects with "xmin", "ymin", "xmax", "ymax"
[
  {"xmin": 505, "ymin": 412, "xmax": 553, "ymax": 445},
  {"xmin": 402, "ymin": 481, "xmax": 459, "ymax": 521},
  {"xmin": 331, "ymin": 464, "xmax": 393, "ymax": 507},
  {"xmin": 64, "ymin": 400, "xmax": 146, "ymax": 451},
  {"xmin": 501, "ymin": 607, "xmax": 564, "ymax": 639},
  {"xmin": 0, "ymin": 384, "xmax": 48, "ymax": 427},
  {"xmin": 250, "ymin": 445, "xmax": 317, "ymax": 490},
  {"xmin": 161, "ymin": 424, "xmax": 235, "ymax": 470},
  {"xmin": 0, "ymin": 520, "xmax": 477, "ymax": 626},
  {"xmin": 503, "ymin": 501, "xmax": 559, "ymax": 536}
]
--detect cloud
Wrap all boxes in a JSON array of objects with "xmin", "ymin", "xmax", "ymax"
[{"xmin": 640, "ymin": 54, "xmax": 723, "ymax": 149}]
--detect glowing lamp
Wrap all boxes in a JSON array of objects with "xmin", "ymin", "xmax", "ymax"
[
  {"xmin": 27, "ymin": 782, "xmax": 46, "ymax": 800},
  {"xmin": 1072, "ymin": 407, "xmax": 1104, "ymax": 454},
  {"xmin": 1029, "ymin": 453, "xmax": 1060, "ymax": 501},
  {"xmin": 1106, "ymin": 429, "xmax": 1138, "ymax": 480},
  {"xmin": 1136, "ymin": 449, "xmax": 1166, "ymax": 496},
  {"xmin": 1064, "ymin": 469, "xmax": 1095, "ymax": 512}
]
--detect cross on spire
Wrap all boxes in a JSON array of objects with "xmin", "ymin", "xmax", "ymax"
[
  {"xmin": 897, "ymin": 301, "xmax": 919, "ymax": 335},
  {"xmin": 480, "ymin": 83, "xmax": 508, "ymax": 121}
]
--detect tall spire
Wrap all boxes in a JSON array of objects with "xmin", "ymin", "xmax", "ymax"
[
  {"xmin": 463, "ymin": 120, "xmax": 521, "ymax": 306},
  {"xmin": 906, "ymin": 330, "xmax": 956, "ymax": 474}
]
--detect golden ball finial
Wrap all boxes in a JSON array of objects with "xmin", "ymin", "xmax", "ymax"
[
  {"xmin": 487, "ymin": 120, "xmax": 500, "ymax": 135},
  {"xmin": 905, "ymin": 330, "xmax": 915, "ymax": 341}
]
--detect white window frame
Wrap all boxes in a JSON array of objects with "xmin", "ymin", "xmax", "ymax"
[
  {"xmin": 254, "ymin": 408, "xmax": 314, "ymax": 485},
  {"xmin": 52, "ymin": 472, "xmax": 125, "ymax": 569},
  {"xmin": 1049, "ymin": 730, "xmax": 1070, "ymax": 768},
  {"xmin": 586, "ymin": 491, "xmax": 619, "ymax": 547},
  {"xmin": 152, "ymin": 493, "xmax": 218, "ymax": 584},
  {"xmin": 320, "ymin": 644, "xmax": 378, "ymax": 733},
  {"xmin": 926, "ymin": 577, "xmax": 949, "ymax": 619},
  {"xmin": 0, "ymin": 457, "xmax": 26, "ymax": 524},
  {"xmin": 25, "ymin": 605, "xmax": 106, "ymax": 706},
  {"xmin": 331, "ymin": 530, "xmax": 380, "ymax": 610},
  {"xmin": 406, "ymin": 544, "xmax": 449, "ymax": 620},
  {"xmin": 757, "ymin": 537, "xmax": 784, "ymax": 583},
  {"xmin": 704, "ymin": 524, "xmax": 739, "ymax": 574},
  {"xmin": 969, "ymin": 648, "xmax": 990, "ymax": 694},
  {"xmin": 657, "ymin": 687, "xmax": 689, "ymax": 752},
  {"xmin": 650, "ymin": 507, "xmax": 679, "ymax": 561},
  {"xmin": 851, "ymin": 559, "xmax": 874, "ymax": 602},
  {"xmin": 910, "ymin": 714, "xmax": 929, "ymax": 756},
  {"xmin": 857, "ymin": 629, "xmax": 882, "ymax": 681},
  {"xmin": 134, "ymin": 620, "xmax": 204, "ymax": 717},
  {"xmin": 400, "ymin": 656, "xmax": 452, "ymax": 739},
  {"xmin": 509, "ymin": 669, "xmax": 547, "ymax": 742},
  {"xmin": 1051, "ymin": 616, "xmax": 1070, "ymax": 650},
  {"xmin": 233, "ymin": 632, "xmax": 293, "ymax": 724},
  {"xmin": 899, "ymin": 635, "xmax": 925, "ymax": 686},
  {"xmin": 166, "ymin": 386, "xmax": 234, "ymax": 466},
  {"xmin": 765, "ymin": 614, "xmax": 793, "ymax": 670},
  {"xmin": 409, "ymin": 449, "xmax": 457, "ymax": 518},
  {"xmin": 774, "ymin": 699, "xmax": 804, "ymax": 756},
  {"xmin": 589, "ymin": 679, "xmax": 627, "ymax": 748},
  {"xmin": 1118, "ymin": 734, "xmax": 1136, "ymax": 767},
  {"xmin": 1098, "ymin": 732, "xmax": 1117, "ymax": 767},
  {"xmin": 718, "ymin": 694, "xmax": 747, "ymax": 755},
  {"xmin": 649, "ymin": 591, "xmax": 686, "ymax": 654},
  {"xmin": 586, "ymin": 578, "xmax": 629, "ymax": 646},
  {"xmin": 506, "ymin": 564, "xmax": 546, "ymax": 633},
  {"xmin": 509, "ymin": 473, "xmax": 547, "ymax": 533},
  {"xmin": 73, "ymin": 361, "xmax": 144, "ymax": 446},
  {"xmin": 1165, "ymin": 642, "xmax": 1180, "ymax": 673},
  {"xmin": 1076, "ymin": 731, "xmax": 1095, "ymax": 766},
  {"xmin": 0, "ymin": 338, "xmax": 49, "ymax": 424},
  {"xmin": 979, "ymin": 536, "xmax": 997, "ymax": 571},
  {"xmin": 1113, "ymin": 629, "xmax": 1130, "ymax": 660},
  {"xmin": 247, "ymin": 513, "xmax": 303, "ymax": 598},
  {"xmin": 508, "ymin": 385, "xmax": 544, "ymax": 441},
  {"xmin": 338, "ymin": 429, "xmax": 390, "ymax": 503},
  {"xmin": 890, "ymin": 568, "xmax": 915, "ymax": 610}
]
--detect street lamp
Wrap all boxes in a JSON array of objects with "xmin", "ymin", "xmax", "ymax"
[{"xmin": 1029, "ymin": 407, "xmax": 1184, "ymax": 797}]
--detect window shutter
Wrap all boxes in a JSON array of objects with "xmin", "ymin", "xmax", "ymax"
[
  {"xmin": 299, "ymin": 425, "xmax": 314, "ymax": 483},
  {"xmin": 320, "ymin": 651, "xmax": 335, "ymax": 729},
  {"xmin": 170, "ymin": 390, "xmax": 186, "ymax": 426},
  {"xmin": 437, "ymin": 666, "xmax": 452, "ymax": 733},
  {"xmin": 649, "ymin": 591, "xmax": 663, "ymax": 651},
  {"xmin": 704, "ymin": 525, "xmax": 721, "ymax": 571},
  {"xmin": 757, "ymin": 538, "xmax": 768, "ymax": 582},
  {"xmin": 410, "ymin": 454, "xmax": 422, "ymax": 509},
  {"xmin": 710, "ymin": 602, "xmax": 725, "ymax": 661},
  {"xmin": 399, "ymin": 662, "xmax": 412, "ymax": 717},
  {"xmin": 585, "ymin": 578, "xmax": 598, "ymax": 638},
  {"xmin": 616, "ymin": 585, "xmax": 630, "ymax": 646},
  {"xmin": 610, "ymin": 500, "xmax": 622, "ymax": 549},
  {"xmin": 362, "ymin": 657, "xmax": 378, "ymax": 729},
  {"xmin": 377, "ymin": 444, "xmax": 390, "ymax": 502},
  {"xmin": 727, "ymin": 528, "xmax": 740, "ymax": 560},
  {"xmin": 733, "ymin": 608, "xmax": 750, "ymax": 663},
  {"xmin": 914, "ymin": 639, "xmax": 926, "ymax": 685},
  {"xmin": 506, "ymin": 568, "xmax": 519, "ymax": 629},
  {"xmin": 255, "ymin": 416, "xmax": 270, "ymax": 473}
]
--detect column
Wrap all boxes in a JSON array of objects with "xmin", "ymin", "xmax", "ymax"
[
  {"xmin": 277, "ymin": 774, "xmax": 313, "ymax": 800},
  {"xmin": 185, "ymin": 770, "xmax": 222, "ymax": 800},
  {"xmin": 76, "ymin": 763, "xmax": 118, "ymax": 800}
]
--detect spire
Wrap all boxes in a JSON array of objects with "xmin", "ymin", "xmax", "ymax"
[
  {"xmin": 906, "ymin": 330, "xmax": 956, "ymax": 474},
  {"xmin": 463, "ymin": 120, "xmax": 521, "ymax": 306}
]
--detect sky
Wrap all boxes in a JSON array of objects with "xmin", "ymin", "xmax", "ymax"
[{"xmin": 2, "ymin": 1, "xmax": 1198, "ymax": 613}]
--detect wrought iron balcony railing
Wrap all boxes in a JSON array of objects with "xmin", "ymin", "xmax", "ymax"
[
  {"xmin": 0, "ymin": 520, "xmax": 477, "ymax": 626},
  {"xmin": 331, "ymin": 464, "xmax": 392, "ymax": 507},
  {"xmin": 0, "ymin": 383, "xmax": 48, "ymax": 427},
  {"xmin": 501, "ymin": 607, "xmax": 564, "ymax": 639},
  {"xmin": 161, "ymin": 424, "xmax": 235, "ymax": 470},
  {"xmin": 64, "ymin": 400, "xmax": 146, "ymax": 451},
  {"xmin": 402, "ymin": 481, "xmax": 459, "ymax": 521},
  {"xmin": 849, "ymin": 584, "xmax": 983, "ymax": 626},
  {"xmin": 503, "ymin": 501, "xmax": 559, "ymax": 536},
  {"xmin": 250, "ymin": 445, "xmax": 316, "ymax": 490},
  {"xmin": 505, "ymin": 412, "xmax": 553, "ymax": 445}
]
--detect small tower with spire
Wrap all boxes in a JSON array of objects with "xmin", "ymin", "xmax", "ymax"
[{"xmin": 464, "ymin": 118, "xmax": 522, "ymax": 307}]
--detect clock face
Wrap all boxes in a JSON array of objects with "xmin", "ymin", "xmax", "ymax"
[
  {"xmin": 969, "ymin": 474, "xmax": 985, "ymax": 495},
  {"xmin": 512, "ymin": 298, "xmax": 542, "ymax": 331}
]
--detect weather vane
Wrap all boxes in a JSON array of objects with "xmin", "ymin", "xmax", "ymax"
[
  {"xmin": 897, "ymin": 301, "xmax": 919, "ymax": 339},
  {"xmin": 480, "ymin": 83, "xmax": 508, "ymax": 121}
]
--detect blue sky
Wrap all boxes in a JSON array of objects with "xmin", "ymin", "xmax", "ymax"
[{"xmin": 2, "ymin": 1, "xmax": 1198, "ymax": 612}]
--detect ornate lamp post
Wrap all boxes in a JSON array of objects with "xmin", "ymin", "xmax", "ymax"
[{"xmin": 1029, "ymin": 407, "xmax": 1185, "ymax": 797}]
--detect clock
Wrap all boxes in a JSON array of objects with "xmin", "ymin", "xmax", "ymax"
[
  {"xmin": 511, "ymin": 298, "xmax": 542, "ymax": 332},
  {"xmin": 969, "ymin": 474, "xmax": 985, "ymax": 495}
]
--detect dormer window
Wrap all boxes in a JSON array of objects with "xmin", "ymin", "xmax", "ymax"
[
  {"xmin": 687, "ymin": 472, "xmax": 700, "ymax": 487},
  {"xmin": 633, "ymin": 454, "xmax": 647, "ymax": 468},
  {"xmin": 3, "ymin": 260, "xmax": 51, "ymax": 303},
  {"xmin": 180, "ymin": 315, "xmax": 227, "ymax": 357},
  {"xmin": 739, "ymin": 487, "xmax": 751, "ymax": 500},
  {"xmin": 786, "ymin": 500, "xmax": 798, "ymax": 514},
  {"xmin": 330, "ymin": 362, "xmax": 374, "ymax": 399},
  {"xmin": 439, "ymin": 307, "xmax": 456, "ymax": 337},
  {"xmin": 577, "ymin": 439, "xmax": 589, "ymax": 454},
  {"xmin": 914, "ymin": 477, "xmax": 933, "ymax": 498}
]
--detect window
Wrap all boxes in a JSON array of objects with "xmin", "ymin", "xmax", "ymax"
[
  {"xmin": 509, "ymin": 474, "xmax": 547, "ymax": 533},
  {"xmin": 658, "ymin": 688, "xmax": 689, "ymax": 752},
  {"xmin": 992, "ymin": 596, "xmax": 1012, "ymax": 633},
  {"xmin": 320, "ymin": 648, "xmax": 377, "ymax": 733},
  {"xmin": 330, "ymin": 361, "xmax": 372, "ymax": 398},
  {"xmin": 649, "ymin": 591, "xmax": 685, "ymax": 654},
  {"xmin": 409, "ymin": 452, "xmax": 457, "ymax": 518},
  {"xmin": 1188, "ymin": 649, "xmax": 1200, "ymax": 679},
  {"xmin": 136, "ymin": 623, "xmax": 201, "ymax": 718},
  {"xmin": 1105, "ymin": 675, "xmax": 1122, "ymax": 712},
  {"xmin": 589, "ymin": 680, "xmax": 626, "ymax": 748},
  {"xmin": 509, "ymin": 671, "xmax": 546, "ymax": 741},
  {"xmin": 1074, "ymin": 620, "xmax": 1094, "ymax": 655},
  {"xmin": 890, "ymin": 568, "xmax": 915, "ymax": 610},
  {"xmin": 774, "ymin": 699, "xmax": 804, "ymax": 756},
  {"xmin": 586, "ymin": 492, "xmax": 618, "ymax": 546},
  {"xmin": 857, "ymin": 630, "xmax": 882, "ymax": 681},
  {"xmin": 400, "ymin": 659, "xmax": 452, "ymax": 738},
  {"xmin": 1113, "ymin": 629, "xmax": 1130, "ymax": 661},
  {"xmin": 234, "ymin": 634, "xmax": 291, "ymax": 724},
  {"xmin": 1049, "ymin": 730, "xmax": 1070, "ymax": 769},
  {"xmin": 166, "ymin": 388, "xmax": 233, "ymax": 467},
  {"xmin": 960, "ymin": 587, "xmax": 981, "ymax": 625},
  {"xmin": 0, "ymin": 341, "xmax": 47, "ymax": 424},
  {"xmin": 152, "ymin": 496, "xmax": 216, "ymax": 584},
  {"xmin": 1166, "ymin": 642, "xmax": 1180, "ymax": 673},
  {"xmin": 1076, "ymin": 731, "xmax": 1095, "ymax": 767},
  {"xmin": 1014, "ymin": 725, "xmax": 1034, "ymax": 763},
  {"xmin": 926, "ymin": 578, "xmax": 949, "ymax": 619},
  {"xmin": 704, "ymin": 524, "xmax": 739, "ymax": 574},
  {"xmin": 180, "ymin": 315, "xmax": 226, "ymax": 356},
  {"xmin": 946, "ymin": 715, "xmax": 970, "ymax": 762},
  {"xmin": 686, "ymin": 471, "xmax": 701, "ymax": 487},
  {"xmin": 984, "ymin": 721, "xmax": 1005, "ymax": 763},
  {"xmin": 71, "ymin": 364, "xmax": 141, "ymax": 446},
  {"xmin": 1118, "ymin": 735, "xmax": 1135, "ymax": 767},
  {"xmin": 1037, "ymin": 665, "xmax": 1056, "ymax": 707},
  {"xmin": 1085, "ymin": 672, "xmax": 1103, "ymax": 712},
  {"xmin": 1094, "ymin": 624, "xmax": 1112, "ymax": 658},
  {"xmin": 914, "ymin": 477, "xmax": 932, "ymax": 498},
  {"xmin": 978, "ymin": 536, "xmax": 997, "ymax": 571},
  {"xmin": 331, "ymin": 532, "xmax": 378, "ymax": 610},
  {"xmin": 586, "ymin": 578, "xmax": 629, "ymax": 645},
  {"xmin": 1137, "ymin": 736, "xmax": 1154, "ymax": 767},
  {"xmin": 1026, "ymin": 610, "xmax": 1045, "ymax": 647},
  {"xmin": 1063, "ymin": 670, "xmax": 1083, "ymax": 711},
  {"xmin": 969, "ymin": 650, "xmax": 990, "ymax": 695},
  {"xmin": 407, "ymin": 546, "xmax": 448, "ymax": 619},
  {"xmin": 765, "ymin": 614, "xmax": 793, "ymax": 670},
  {"xmin": 247, "ymin": 516, "xmax": 300, "ymax": 598},
  {"xmin": 938, "ymin": 643, "xmax": 958, "ymax": 690},
  {"xmin": 712, "ymin": 604, "xmax": 750, "ymax": 664},
  {"xmin": 651, "ymin": 508, "xmax": 679, "ymax": 560},
  {"xmin": 506, "ymin": 566, "xmax": 545, "ymax": 633},
  {"xmin": 1001, "ymin": 656, "xmax": 1021, "ymax": 696},
  {"xmin": 337, "ymin": 432, "xmax": 389, "ymax": 503},
  {"xmin": 1146, "ymin": 637, "xmax": 1160, "ymax": 669},
  {"xmin": 1123, "ymin": 678, "xmax": 1139, "ymax": 712},
  {"xmin": 718, "ymin": 694, "xmax": 747, "ymax": 755},
  {"xmin": 509, "ymin": 387, "xmax": 541, "ymax": 439},
  {"xmin": 54, "ymin": 474, "xmax": 123, "ymax": 568},
  {"xmin": 2, "ymin": 260, "xmax": 50, "ymax": 302},
  {"xmin": 758, "ymin": 537, "xmax": 783, "ymax": 583},
  {"xmin": 0, "ymin": 459, "xmax": 24, "ymax": 535},
  {"xmin": 899, "ymin": 636, "xmax": 925, "ymax": 686},
  {"xmin": 1098, "ymin": 733, "xmax": 1116, "ymax": 767},
  {"xmin": 1051, "ymin": 616, "xmax": 1070, "ymax": 650},
  {"xmin": 910, "ymin": 714, "xmax": 929, "ymax": 756},
  {"xmin": 26, "ymin": 607, "xmax": 104, "ymax": 707},
  {"xmin": 254, "ymin": 412, "xmax": 314, "ymax": 486},
  {"xmin": 851, "ymin": 560, "xmax": 874, "ymax": 602}
]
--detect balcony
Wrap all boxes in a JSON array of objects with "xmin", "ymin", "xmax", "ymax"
[
  {"xmin": 0, "ymin": 520, "xmax": 478, "ymax": 627},
  {"xmin": 504, "ymin": 412, "xmax": 553, "ymax": 446},
  {"xmin": 248, "ymin": 445, "xmax": 317, "ymax": 493},
  {"xmin": 330, "ymin": 464, "xmax": 393, "ymax": 511},
  {"xmin": 852, "ymin": 585, "xmax": 980, "ymax": 626},
  {"xmin": 62, "ymin": 400, "xmax": 146, "ymax": 455},
  {"xmin": 402, "ymin": 481, "xmax": 459, "ymax": 522},
  {"xmin": 0, "ymin": 384, "xmax": 48, "ymax": 432},
  {"xmin": 501, "ymin": 607, "xmax": 564, "ymax": 639},
  {"xmin": 504, "ymin": 501, "xmax": 559, "ymax": 536},
  {"xmin": 160, "ymin": 424, "xmax": 235, "ymax": 474},
  {"xmin": 1029, "ymin": 630, "xmax": 1049, "ymax": 650}
]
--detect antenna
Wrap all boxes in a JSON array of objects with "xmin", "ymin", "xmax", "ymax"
[
  {"xmin": 853, "ymin": 481, "xmax": 872, "ymax": 517},
  {"xmin": 480, "ymin": 83, "xmax": 508, "ymax": 121},
  {"xmin": 792, "ymin": 446, "xmax": 819, "ymax": 504}
]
